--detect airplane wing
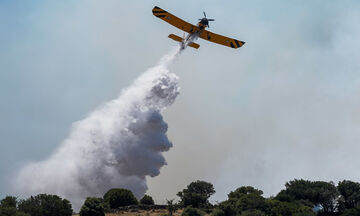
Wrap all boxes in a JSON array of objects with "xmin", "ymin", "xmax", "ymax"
[
  {"xmin": 199, "ymin": 30, "xmax": 245, "ymax": 49},
  {"xmin": 152, "ymin": 6, "xmax": 198, "ymax": 34}
]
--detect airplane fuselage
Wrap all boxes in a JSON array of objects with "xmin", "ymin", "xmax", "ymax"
[{"xmin": 182, "ymin": 21, "xmax": 208, "ymax": 46}]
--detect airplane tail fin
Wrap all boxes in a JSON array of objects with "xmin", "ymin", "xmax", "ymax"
[{"xmin": 168, "ymin": 34, "xmax": 200, "ymax": 49}]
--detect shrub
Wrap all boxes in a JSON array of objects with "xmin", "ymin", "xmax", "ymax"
[
  {"xmin": 79, "ymin": 197, "xmax": 105, "ymax": 216},
  {"xmin": 1, "ymin": 196, "xmax": 17, "ymax": 208},
  {"xmin": 181, "ymin": 206, "xmax": 204, "ymax": 216},
  {"xmin": 0, "ymin": 206, "xmax": 18, "ymax": 215},
  {"xmin": 240, "ymin": 209, "xmax": 265, "ymax": 216},
  {"xmin": 166, "ymin": 199, "xmax": 178, "ymax": 216},
  {"xmin": 211, "ymin": 208, "xmax": 225, "ymax": 216},
  {"xmin": 103, "ymin": 188, "xmax": 138, "ymax": 209},
  {"xmin": 14, "ymin": 212, "xmax": 31, "ymax": 216},
  {"xmin": 140, "ymin": 195, "xmax": 154, "ymax": 205},
  {"xmin": 177, "ymin": 180, "xmax": 215, "ymax": 208},
  {"xmin": 341, "ymin": 206, "xmax": 360, "ymax": 216},
  {"xmin": 18, "ymin": 194, "xmax": 72, "ymax": 216}
]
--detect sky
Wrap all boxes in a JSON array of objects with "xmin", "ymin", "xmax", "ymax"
[{"xmin": 1, "ymin": 0, "xmax": 360, "ymax": 204}]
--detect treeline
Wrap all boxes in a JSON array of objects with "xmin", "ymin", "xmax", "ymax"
[{"xmin": 1, "ymin": 179, "xmax": 360, "ymax": 216}]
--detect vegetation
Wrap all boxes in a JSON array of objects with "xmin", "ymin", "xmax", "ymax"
[
  {"xmin": 211, "ymin": 208, "xmax": 225, "ymax": 216},
  {"xmin": 139, "ymin": 195, "xmax": 154, "ymax": 205},
  {"xmin": 166, "ymin": 199, "xmax": 178, "ymax": 216},
  {"xmin": 181, "ymin": 206, "xmax": 204, "ymax": 216},
  {"xmin": 18, "ymin": 194, "xmax": 72, "ymax": 216},
  {"xmin": 4, "ymin": 179, "xmax": 360, "ymax": 216},
  {"xmin": 79, "ymin": 197, "xmax": 105, "ymax": 216},
  {"xmin": 103, "ymin": 188, "xmax": 138, "ymax": 209},
  {"xmin": 177, "ymin": 180, "xmax": 215, "ymax": 208},
  {"xmin": 0, "ymin": 194, "xmax": 71, "ymax": 216}
]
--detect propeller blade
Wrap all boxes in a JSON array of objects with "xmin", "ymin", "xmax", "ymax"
[
  {"xmin": 203, "ymin": 11, "xmax": 206, "ymax": 18},
  {"xmin": 208, "ymin": 19, "xmax": 215, "ymax": 21}
]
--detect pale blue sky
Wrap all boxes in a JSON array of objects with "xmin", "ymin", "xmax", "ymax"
[{"xmin": 1, "ymin": 0, "xmax": 360, "ymax": 203}]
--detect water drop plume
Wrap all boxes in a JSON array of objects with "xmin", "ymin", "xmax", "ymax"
[{"xmin": 13, "ymin": 47, "xmax": 182, "ymax": 210}]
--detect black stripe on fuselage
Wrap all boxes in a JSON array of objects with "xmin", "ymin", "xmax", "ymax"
[
  {"xmin": 156, "ymin": 15, "xmax": 166, "ymax": 18},
  {"xmin": 234, "ymin": 40, "xmax": 240, "ymax": 47},
  {"xmin": 230, "ymin": 42, "xmax": 235, "ymax": 48}
]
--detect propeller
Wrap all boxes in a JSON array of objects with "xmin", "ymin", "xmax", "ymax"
[{"xmin": 198, "ymin": 11, "xmax": 215, "ymax": 28}]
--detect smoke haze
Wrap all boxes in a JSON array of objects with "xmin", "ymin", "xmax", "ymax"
[
  {"xmin": 13, "ymin": 48, "xmax": 181, "ymax": 209},
  {"xmin": 2, "ymin": 0, "xmax": 360, "ymax": 208}
]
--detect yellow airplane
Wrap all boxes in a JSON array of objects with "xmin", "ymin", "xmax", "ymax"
[{"xmin": 152, "ymin": 6, "xmax": 245, "ymax": 50}]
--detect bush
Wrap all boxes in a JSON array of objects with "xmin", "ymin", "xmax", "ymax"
[
  {"xmin": 140, "ymin": 195, "xmax": 154, "ymax": 205},
  {"xmin": 341, "ymin": 206, "xmax": 360, "ymax": 216},
  {"xmin": 0, "ymin": 206, "xmax": 18, "ymax": 215},
  {"xmin": 18, "ymin": 194, "xmax": 72, "ymax": 216},
  {"xmin": 181, "ymin": 206, "xmax": 204, "ymax": 216},
  {"xmin": 14, "ymin": 212, "xmax": 31, "ymax": 216},
  {"xmin": 240, "ymin": 209, "xmax": 265, "ymax": 216},
  {"xmin": 1, "ymin": 196, "xmax": 17, "ymax": 208},
  {"xmin": 103, "ymin": 188, "xmax": 138, "ymax": 209},
  {"xmin": 79, "ymin": 197, "xmax": 105, "ymax": 216},
  {"xmin": 265, "ymin": 199, "xmax": 315, "ymax": 216},
  {"xmin": 277, "ymin": 179, "xmax": 338, "ymax": 213},
  {"xmin": 177, "ymin": 180, "xmax": 215, "ymax": 208},
  {"xmin": 166, "ymin": 199, "xmax": 178, "ymax": 216},
  {"xmin": 211, "ymin": 208, "xmax": 225, "ymax": 216}
]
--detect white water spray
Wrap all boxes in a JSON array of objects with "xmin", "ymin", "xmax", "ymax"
[{"xmin": 13, "ymin": 47, "xmax": 182, "ymax": 209}]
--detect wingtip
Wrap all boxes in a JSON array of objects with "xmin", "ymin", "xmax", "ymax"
[{"xmin": 153, "ymin": 6, "xmax": 160, "ymax": 9}]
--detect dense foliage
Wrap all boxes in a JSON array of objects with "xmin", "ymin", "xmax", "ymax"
[
  {"xmin": 103, "ymin": 188, "xmax": 138, "ymax": 209},
  {"xmin": 181, "ymin": 206, "xmax": 204, "ymax": 216},
  {"xmin": 166, "ymin": 199, "xmax": 178, "ymax": 216},
  {"xmin": 0, "ymin": 194, "xmax": 71, "ymax": 216},
  {"xmin": 4, "ymin": 179, "xmax": 360, "ymax": 216},
  {"xmin": 140, "ymin": 195, "xmax": 154, "ymax": 205},
  {"xmin": 177, "ymin": 180, "xmax": 215, "ymax": 208},
  {"xmin": 79, "ymin": 197, "xmax": 105, "ymax": 216},
  {"xmin": 18, "ymin": 194, "xmax": 72, "ymax": 216}
]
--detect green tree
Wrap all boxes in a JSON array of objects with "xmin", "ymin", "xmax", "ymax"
[
  {"xmin": 265, "ymin": 199, "xmax": 315, "ymax": 216},
  {"xmin": 218, "ymin": 200, "xmax": 236, "ymax": 216},
  {"xmin": 18, "ymin": 194, "xmax": 72, "ymax": 216},
  {"xmin": 79, "ymin": 197, "xmax": 105, "ymax": 216},
  {"xmin": 166, "ymin": 199, "xmax": 178, "ymax": 216},
  {"xmin": 311, "ymin": 181, "xmax": 338, "ymax": 213},
  {"xmin": 0, "ymin": 206, "xmax": 31, "ymax": 216},
  {"xmin": 218, "ymin": 186, "xmax": 266, "ymax": 216},
  {"xmin": 0, "ymin": 196, "xmax": 17, "ymax": 208},
  {"xmin": 0, "ymin": 206, "xmax": 17, "ymax": 216},
  {"xmin": 103, "ymin": 188, "xmax": 138, "ymax": 209},
  {"xmin": 211, "ymin": 208, "xmax": 225, "ymax": 216},
  {"xmin": 239, "ymin": 209, "xmax": 265, "ymax": 216},
  {"xmin": 337, "ymin": 180, "xmax": 360, "ymax": 212},
  {"xmin": 177, "ymin": 180, "xmax": 215, "ymax": 208},
  {"xmin": 341, "ymin": 206, "xmax": 360, "ymax": 216},
  {"xmin": 140, "ymin": 195, "xmax": 154, "ymax": 205},
  {"xmin": 276, "ymin": 179, "xmax": 338, "ymax": 213},
  {"xmin": 181, "ymin": 206, "xmax": 204, "ymax": 216},
  {"xmin": 14, "ymin": 212, "xmax": 31, "ymax": 216},
  {"xmin": 0, "ymin": 196, "xmax": 31, "ymax": 216}
]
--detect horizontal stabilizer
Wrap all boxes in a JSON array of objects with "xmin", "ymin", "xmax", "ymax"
[
  {"xmin": 168, "ymin": 34, "xmax": 200, "ymax": 49},
  {"xmin": 188, "ymin": 42, "xmax": 200, "ymax": 49},
  {"xmin": 168, "ymin": 34, "xmax": 183, "ymax": 42}
]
